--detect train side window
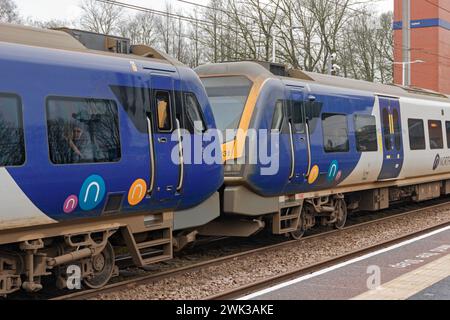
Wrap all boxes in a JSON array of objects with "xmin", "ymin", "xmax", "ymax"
[
  {"xmin": 382, "ymin": 108, "xmax": 392, "ymax": 150},
  {"xmin": 46, "ymin": 97, "xmax": 121, "ymax": 165},
  {"xmin": 446, "ymin": 121, "xmax": 450, "ymax": 148},
  {"xmin": 291, "ymin": 99, "xmax": 305, "ymax": 133},
  {"xmin": 393, "ymin": 109, "xmax": 401, "ymax": 150},
  {"xmin": 354, "ymin": 114, "xmax": 377, "ymax": 152},
  {"xmin": 184, "ymin": 92, "xmax": 206, "ymax": 133},
  {"xmin": 155, "ymin": 91, "xmax": 172, "ymax": 131},
  {"xmin": 428, "ymin": 120, "xmax": 443, "ymax": 149},
  {"xmin": 322, "ymin": 113, "xmax": 349, "ymax": 153},
  {"xmin": 408, "ymin": 119, "xmax": 425, "ymax": 150},
  {"xmin": 271, "ymin": 100, "xmax": 284, "ymax": 131},
  {"xmin": 0, "ymin": 93, "xmax": 25, "ymax": 166}
]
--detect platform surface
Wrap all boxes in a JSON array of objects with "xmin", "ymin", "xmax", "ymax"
[{"xmin": 241, "ymin": 226, "xmax": 450, "ymax": 300}]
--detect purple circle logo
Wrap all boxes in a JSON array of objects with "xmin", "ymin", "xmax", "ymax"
[
  {"xmin": 335, "ymin": 170, "xmax": 342, "ymax": 182},
  {"xmin": 63, "ymin": 195, "xmax": 78, "ymax": 214}
]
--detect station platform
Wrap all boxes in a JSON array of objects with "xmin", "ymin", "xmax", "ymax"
[{"xmin": 241, "ymin": 226, "xmax": 450, "ymax": 300}]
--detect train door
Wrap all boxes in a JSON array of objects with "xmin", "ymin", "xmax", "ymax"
[
  {"xmin": 378, "ymin": 96, "xmax": 403, "ymax": 180},
  {"xmin": 288, "ymin": 89, "xmax": 309, "ymax": 185},
  {"xmin": 147, "ymin": 73, "xmax": 183, "ymax": 202}
]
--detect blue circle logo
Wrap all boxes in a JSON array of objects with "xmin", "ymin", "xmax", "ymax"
[
  {"xmin": 79, "ymin": 175, "xmax": 106, "ymax": 211},
  {"xmin": 327, "ymin": 160, "xmax": 339, "ymax": 182}
]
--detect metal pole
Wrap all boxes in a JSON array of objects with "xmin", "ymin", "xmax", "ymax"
[
  {"xmin": 402, "ymin": 0, "xmax": 411, "ymax": 86},
  {"xmin": 402, "ymin": 63, "xmax": 406, "ymax": 86}
]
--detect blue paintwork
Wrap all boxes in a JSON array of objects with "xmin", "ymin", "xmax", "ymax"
[
  {"xmin": 394, "ymin": 18, "xmax": 450, "ymax": 31},
  {"xmin": 243, "ymin": 78, "xmax": 376, "ymax": 197},
  {"xmin": 0, "ymin": 41, "xmax": 223, "ymax": 222}
]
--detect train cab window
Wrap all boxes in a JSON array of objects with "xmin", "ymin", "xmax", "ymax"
[
  {"xmin": 0, "ymin": 93, "xmax": 25, "ymax": 166},
  {"xmin": 446, "ymin": 121, "xmax": 450, "ymax": 148},
  {"xmin": 408, "ymin": 119, "xmax": 425, "ymax": 150},
  {"xmin": 184, "ymin": 93, "xmax": 205, "ymax": 133},
  {"xmin": 46, "ymin": 97, "xmax": 121, "ymax": 165},
  {"xmin": 354, "ymin": 115, "xmax": 377, "ymax": 152},
  {"xmin": 322, "ymin": 113, "xmax": 349, "ymax": 153},
  {"xmin": 271, "ymin": 100, "xmax": 284, "ymax": 131},
  {"xmin": 428, "ymin": 120, "xmax": 443, "ymax": 149},
  {"xmin": 155, "ymin": 91, "xmax": 172, "ymax": 131}
]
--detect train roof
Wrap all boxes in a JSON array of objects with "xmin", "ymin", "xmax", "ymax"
[
  {"xmin": 195, "ymin": 61, "xmax": 450, "ymax": 103},
  {"xmin": 0, "ymin": 23, "xmax": 184, "ymax": 67}
]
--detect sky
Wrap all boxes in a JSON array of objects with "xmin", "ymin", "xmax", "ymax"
[{"xmin": 15, "ymin": 0, "xmax": 394, "ymax": 23}]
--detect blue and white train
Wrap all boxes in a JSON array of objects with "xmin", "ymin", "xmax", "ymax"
[
  {"xmin": 2, "ymin": 23, "xmax": 450, "ymax": 296},
  {"xmin": 196, "ymin": 61, "xmax": 450, "ymax": 239}
]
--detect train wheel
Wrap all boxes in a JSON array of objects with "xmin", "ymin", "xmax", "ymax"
[
  {"xmin": 334, "ymin": 199, "xmax": 347, "ymax": 230},
  {"xmin": 83, "ymin": 241, "xmax": 115, "ymax": 289},
  {"xmin": 290, "ymin": 206, "xmax": 306, "ymax": 240}
]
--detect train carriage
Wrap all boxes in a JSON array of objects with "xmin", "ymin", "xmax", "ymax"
[
  {"xmin": 195, "ymin": 61, "xmax": 450, "ymax": 239},
  {"xmin": 0, "ymin": 23, "xmax": 223, "ymax": 295}
]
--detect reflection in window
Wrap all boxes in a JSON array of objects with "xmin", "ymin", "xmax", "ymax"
[
  {"xmin": 428, "ymin": 120, "xmax": 443, "ymax": 149},
  {"xmin": 156, "ymin": 91, "xmax": 172, "ymax": 131},
  {"xmin": 47, "ymin": 97, "xmax": 121, "ymax": 164},
  {"xmin": 291, "ymin": 97, "xmax": 304, "ymax": 133},
  {"xmin": 0, "ymin": 94, "xmax": 25, "ymax": 166},
  {"xmin": 322, "ymin": 113, "xmax": 349, "ymax": 153},
  {"xmin": 201, "ymin": 76, "xmax": 252, "ymax": 142},
  {"xmin": 393, "ymin": 109, "xmax": 401, "ymax": 150},
  {"xmin": 184, "ymin": 93, "xmax": 205, "ymax": 133},
  {"xmin": 355, "ymin": 115, "xmax": 377, "ymax": 152},
  {"xmin": 271, "ymin": 100, "xmax": 284, "ymax": 131},
  {"xmin": 408, "ymin": 119, "xmax": 425, "ymax": 150}
]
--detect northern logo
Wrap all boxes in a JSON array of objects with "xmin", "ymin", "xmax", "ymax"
[
  {"xmin": 433, "ymin": 154, "xmax": 440, "ymax": 170},
  {"xmin": 433, "ymin": 154, "xmax": 450, "ymax": 171}
]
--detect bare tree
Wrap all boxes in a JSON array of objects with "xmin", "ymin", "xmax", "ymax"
[
  {"xmin": 79, "ymin": 0, "xmax": 123, "ymax": 34},
  {"xmin": 0, "ymin": 0, "xmax": 20, "ymax": 23},
  {"xmin": 119, "ymin": 12, "xmax": 159, "ymax": 46}
]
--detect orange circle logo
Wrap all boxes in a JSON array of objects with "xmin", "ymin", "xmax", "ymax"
[
  {"xmin": 308, "ymin": 165, "xmax": 320, "ymax": 184},
  {"xmin": 128, "ymin": 179, "xmax": 147, "ymax": 206}
]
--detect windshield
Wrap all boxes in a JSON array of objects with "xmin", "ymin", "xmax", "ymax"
[{"xmin": 201, "ymin": 76, "xmax": 253, "ymax": 142}]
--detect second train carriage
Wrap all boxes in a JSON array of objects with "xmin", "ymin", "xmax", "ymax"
[{"xmin": 195, "ymin": 61, "xmax": 450, "ymax": 238}]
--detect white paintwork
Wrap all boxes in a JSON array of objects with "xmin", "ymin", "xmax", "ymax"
[{"xmin": 0, "ymin": 168, "xmax": 55, "ymax": 231}]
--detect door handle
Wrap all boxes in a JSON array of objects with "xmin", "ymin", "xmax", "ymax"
[{"xmin": 158, "ymin": 137, "xmax": 168, "ymax": 143}]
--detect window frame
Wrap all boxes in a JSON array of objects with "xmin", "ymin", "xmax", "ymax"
[
  {"xmin": 45, "ymin": 95, "xmax": 122, "ymax": 166},
  {"xmin": 0, "ymin": 92, "xmax": 26, "ymax": 167},
  {"xmin": 154, "ymin": 90, "xmax": 174, "ymax": 133},
  {"xmin": 446, "ymin": 121, "xmax": 450, "ymax": 149},
  {"xmin": 428, "ymin": 119, "xmax": 444, "ymax": 150},
  {"xmin": 354, "ymin": 114, "xmax": 378, "ymax": 152},
  {"xmin": 321, "ymin": 112, "xmax": 349, "ymax": 153},
  {"xmin": 408, "ymin": 118, "xmax": 426, "ymax": 151},
  {"xmin": 183, "ymin": 92, "xmax": 206, "ymax": 134}
]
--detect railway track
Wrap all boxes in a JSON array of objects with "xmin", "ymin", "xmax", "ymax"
[{"xmin": 47, "ymin": 199, "xmax": 450, "ymax": 300}]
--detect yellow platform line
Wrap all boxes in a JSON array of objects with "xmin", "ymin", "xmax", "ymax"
[{"xmin": 352, "ymin": 254, "xmax": 450, "ymax": 300}]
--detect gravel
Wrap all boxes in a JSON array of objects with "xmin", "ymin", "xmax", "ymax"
[{"xmin": 93, "ymin": 204, "xmax": 450, "ymax": 300}]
